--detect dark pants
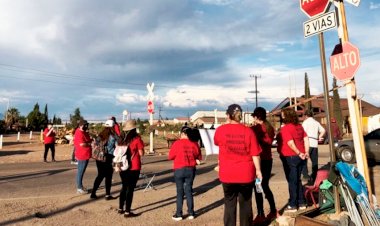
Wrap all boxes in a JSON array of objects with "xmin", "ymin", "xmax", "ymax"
[
  {"xmin": 280, "ymin": 155, "xmax": 290, "ymax": 182},
  {"xmin": 222, "ymin": 183, "xmax": 253, "ymax": 226},
  {"xmin": 71, "ymin": 147, "xmax": 76, "ymax": 162},
  {"xmin": 174, "ymin": 167, "xmax": 196, "ymax": 216},
  {"xmin": 44, "ymin": 143, "xmax": 55, "ymax": 161},
  {"xmin": 301, "ymin": 147, "xmax": 318, "ymax": 181},
  {"xmin": 91, "ymin": 154, "xmax": 114, "ymax": 196},
  {"xmin": 119, "ymin": 170, "xmax": 140, "ymax": 212},
  {"xmin": 285, "ymin": 156, "xmax": 306, "ymax": 207},
  {"xmin": 253, "ymin": 159, "xmax": 276, "ymax": 215}
]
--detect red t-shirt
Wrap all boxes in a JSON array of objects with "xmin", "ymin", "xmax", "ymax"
[
  {"xmin": 278, "ymin": 123, "xmax": 307, "ymax": 157},
  {"xmin": 114, "ymin": 124, "xmax": 121, "ymax": 136},
  {"xmin": 214, "ymin": 123, "xmax": 261, "ymax": 183},
  {"xmin": 251, "ymin": 122, "xmax": 275, "ymax": 160},
  {"xmin": 74, "ymin": 129, "xmax": 92, "ymax": 160},
  {"xmin": 129, "ymin": 136, "xmax": 144, "ymax": 171},
  {"xmin": 43, "ymin": 128, "xmax": 56, "ymax": 144},
  {"xmin": 168, "ymin": 139, "xmax": 202, "ymax": 170}
]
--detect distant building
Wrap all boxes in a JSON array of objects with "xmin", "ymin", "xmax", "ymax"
[
  {"xmin": 173, "ymin": 117, "xmax": 189, "ymax": 124},
  {"xmin": 270, "ymin": 96, "xmax": 380, "ymax": 134}
]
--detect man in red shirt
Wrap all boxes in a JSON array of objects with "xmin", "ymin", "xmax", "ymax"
[
  {"xmin": 168, "ymin": 126, "xmax": 202, "ymax": 221},
  {"xmin": 43, "ymin": 122, "xmax": 56, "ymax": 162}
]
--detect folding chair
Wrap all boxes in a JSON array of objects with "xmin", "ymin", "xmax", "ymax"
[
  {"xmin": 304, "ymin": 169, "xmax": 329, "ymax": 207},
  {"xmin": 139, "ymin": 173, "xmax": 156, "ymax": 192}
]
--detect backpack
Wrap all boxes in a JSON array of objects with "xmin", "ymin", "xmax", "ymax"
[{"xmin": 91, "ymin": 137, "xmax": 107, "ymax": 162}]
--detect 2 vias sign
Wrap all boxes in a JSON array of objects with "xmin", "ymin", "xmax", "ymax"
[{"xmin": 303, "ymin": 11, "xmax": 337, "ymax": 38}]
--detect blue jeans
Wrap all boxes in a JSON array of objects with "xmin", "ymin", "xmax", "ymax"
[
  {"xmin": 285, "ymin": 156, "xmax": 306, "ymax": 207},
  {"xmin": 174, "ymin": 167, "xmax": 196, "ymax": 216},
  {"xmin": 76, "ymin": 160, "xmax": 89, "ymax": 189}
]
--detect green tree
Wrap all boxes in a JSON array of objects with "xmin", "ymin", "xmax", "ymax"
[
  {"xmin": 332, "ymin": 78, "xmax": 343, "ymax": 134},
  {"xmin": 27, "ymin": 103, "xmax": 45, "ymax": 131},
  {"xmin": 52, "ymin": 114, "xmax": 62, "ymax": 125},
  {"xmin": 70, "ymin": 108, "xmax": 82, "ymax": 128},
  {"xmin": 304, "ymin": 72, "xmax": 312, "ymax": 112},
  {"xmin": 44, "ymin": 104, "xmax": 49, "ymax": 123}
]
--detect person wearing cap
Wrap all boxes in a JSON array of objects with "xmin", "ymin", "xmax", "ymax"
[
  {"xmin": 90, "ymin": 119, "xmax": 118, "ymax": 200},
  {"xmin": 250, "ymin": 107, "xmax": 278, "ymax": 224},
  {"xmin": 116, "ymin": 119, "xmax": 144, "ymax": 217},
  {"xmin": 278, "ymin": 108, "xmax": 309, "ymax": 213},
  {"xmin": 301, "ymin": 110, "xmax": 326, "ymax": 183},
  {"xmin": 74, "ymin": 119, "xmax": 92, "ymax": 194},
  {"xmin": 214, "ymin": 104, "xmax": 262, "ymax": 226},
  {"xmin": 43, "ymin": 122, "xmax": 56, "ymax": 162},
  {"xmin": 169, "ymin": 126, "xmax": 202, "ymax": 221}
]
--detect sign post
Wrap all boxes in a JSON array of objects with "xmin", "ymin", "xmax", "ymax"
[
  {"xmin": 147, "ymin": 83, "xmax": 155, "ymax": 154},
  {"xmin": 300, "ymin": 0, "xmax": 340, "ymax": 213},
  {"xmin": 332, "ymin": 0, "xmax": 372, "ymax": 204}
]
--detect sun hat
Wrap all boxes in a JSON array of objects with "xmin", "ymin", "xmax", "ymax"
[
  {"xmin": 122, "ymin": 119, "xmax": 137, "ymax": 131},
  {"xmin": 104, "ymin": 119, "xmax": 114, "ymax": 127}
]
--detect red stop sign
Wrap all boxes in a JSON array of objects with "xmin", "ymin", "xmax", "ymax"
[
  {"xmin": 330, "ymin": 42, "xmax": 361, "ymax": 81},
  {"xmin": 147, "ymin": 100, "xmax": 154, "ymax": 113},
  {"xmin": 300, "ymin": 0, "xmax": 330, "ymax": 18}
]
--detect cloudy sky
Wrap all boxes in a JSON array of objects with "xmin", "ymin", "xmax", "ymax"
[{"xmin": 0, "ymin": 0, "xmax": 379, "ymax": 122}]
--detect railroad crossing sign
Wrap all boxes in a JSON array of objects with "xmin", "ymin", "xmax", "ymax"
[
  {"xmin": 303, "ymin": 11, "xmax": 337, "ymax": 38},
  {"xmin": 330, "ymin": 42, "xmax": 361, "ymax": 81},
  {"xmin": 147, "ymin": 100, "xmax": 154, "ymax": 113},
  {"xmin": 300, "ymin": 0, "xmax": 330, "ymax": 18}
]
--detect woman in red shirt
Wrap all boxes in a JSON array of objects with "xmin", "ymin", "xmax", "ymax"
[
  {"xmin": 277, "ymin": 108, "xmax": 309, "ymax": 213},
  {"xmin": 168, "ymin": 126, "xmax": 202, "ymax": 221},
  {"xmin": 116, "ymin": 119, "xmax": 144, "ymax": 218},
  {"xmin": 214, "ymin": 104, "xmax": 262, "ymax": 226},
  {"xmin": 250, "ymin": 107, "xmax": 278, "ymax": 224},
  {"xmin": 74, "ymin": 119, "xmax": 92, "ymax": 194}
]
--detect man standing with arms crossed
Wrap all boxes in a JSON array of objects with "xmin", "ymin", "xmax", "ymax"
[{"xmin": 301, "ymin": 110, "xmax": 326, "ymax": 183}]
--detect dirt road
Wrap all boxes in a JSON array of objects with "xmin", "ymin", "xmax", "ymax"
[{"xmin": 0, "ymin": 134, "xmax": 379, "ymax": 226}]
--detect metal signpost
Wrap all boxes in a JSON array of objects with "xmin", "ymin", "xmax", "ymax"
[
  {"xmin": 331, "ymin": 0, "xmax": 372, "ymax": 203},
  {"xmin": 147, "ymin": 83, "xmax": 155, "ymax": 154},
  {"xmin": 300, "ymin": 0, "xmax": 340, "ymax": 213}
]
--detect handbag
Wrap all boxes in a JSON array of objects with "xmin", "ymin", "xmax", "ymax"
[{"xmin": 91, "ymin": 139, "xmax": 107, "ymax": 162}]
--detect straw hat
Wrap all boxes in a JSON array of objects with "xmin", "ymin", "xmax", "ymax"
[{"xmin": 122, "ymin": 119, "xmax": 136, "ymax": 131}]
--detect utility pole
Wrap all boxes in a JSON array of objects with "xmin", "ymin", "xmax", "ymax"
[{"xmin": 249, "ymin": 75, "xmax": 261, "ymax": 109}]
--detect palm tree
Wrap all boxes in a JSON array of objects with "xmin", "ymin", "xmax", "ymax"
[{"xmin": 5, "ymin": 107, "xmax": 20, "ymax": 130}]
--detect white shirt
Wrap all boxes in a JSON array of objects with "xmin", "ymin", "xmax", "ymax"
[{"xmin": 302, "ymin": 117, "xmax": 326, "ymax": 148}]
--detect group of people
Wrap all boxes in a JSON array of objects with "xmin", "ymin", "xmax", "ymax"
[{"xmin": 41, "ymin": 103, "xmax": 332, "ymax": 225}]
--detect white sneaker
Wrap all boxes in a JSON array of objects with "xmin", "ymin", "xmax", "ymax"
[
  {"xmin": 187, "ymin": 215, "xmax": 195, "ymax": 220},
  {"xmin": 77, "ymin": 188, "xmax": 88, "ymax": 194}
]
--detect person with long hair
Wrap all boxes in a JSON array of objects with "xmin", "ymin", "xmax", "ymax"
[
  {"xmin": 74, "ymin": 119, "xmax": 92, "ymax": 194},
  {"xmin": 117, "ymin": 119, "xmax": 144, "ymax": 217},
  {"xmin": 214, "ymin": 104, "xmax": 262, "ymax": 226},
  {"xmin": 278, "ymin": 108, "xmax": 309, "ymax": 213},
  {"xmin": 250, "ymin": 107, "xmax": 278, "ymax": 224},
  {"xmin": 90, "ymin": 119, "xmax": 118, "ymax": 200},
  {"xmin": 169, "ymin": 126, "xmax": 202, "ymax": 221}
]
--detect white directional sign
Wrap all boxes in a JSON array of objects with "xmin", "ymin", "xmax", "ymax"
[
  {"xmin": 303, "ymin": 11, "xmax": 337, "ymax": 38},
  {"xmin": 345, "ymin": 0, "xmax": 360, "ymax": 7}
]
